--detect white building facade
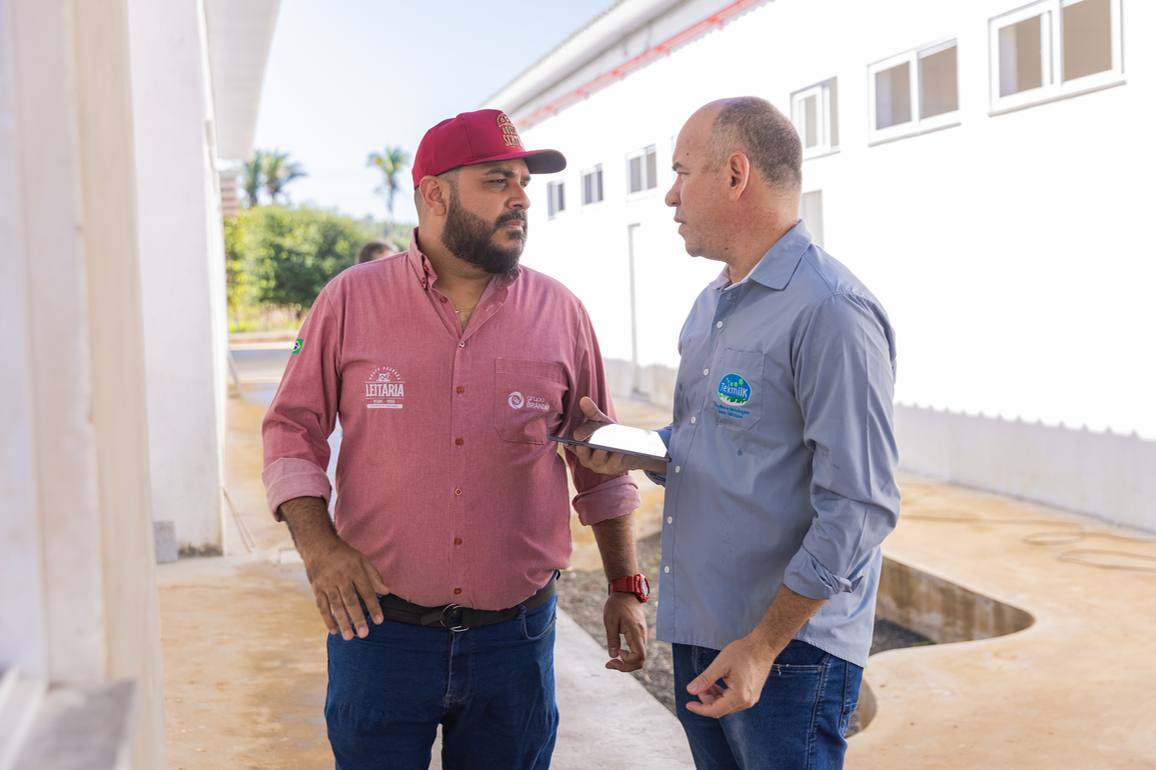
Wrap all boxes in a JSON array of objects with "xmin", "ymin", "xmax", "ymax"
[{"xmin": 487, "ymin": 0, "xmax": 1156, "ymax": 531}]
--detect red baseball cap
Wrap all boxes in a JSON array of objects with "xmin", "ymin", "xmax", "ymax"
[{"xmin": 411, "ymin": 109, "xmax": 566, "ymax": 188}]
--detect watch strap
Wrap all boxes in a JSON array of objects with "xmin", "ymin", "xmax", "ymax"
[{"xmin": 608, "ymin": 574, "xmax": 650, "ymax": 603}]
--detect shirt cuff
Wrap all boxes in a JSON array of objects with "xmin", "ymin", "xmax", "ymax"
[
  {"xmin": 262, "ymin": 457, "xmax": 332, "ymax": 521},
  {"xmin": 643, "ymin": 469, "xmax": 667, "ymax": 487},
  {"xmin": 643, "ymin": 426, "xmax": 673, "ymax": 487},
  {"xmin": 572, "ymin": 475, "xmax": 641, "ymax": 527},
  {"xmin": 783, "ymin": 547, "xmax": 864, "ymax": 601}
]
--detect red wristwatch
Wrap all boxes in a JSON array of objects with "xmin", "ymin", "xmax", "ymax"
[{"xmin": 608, "ymin": 574, "xmax": 651, "ymax": 603}]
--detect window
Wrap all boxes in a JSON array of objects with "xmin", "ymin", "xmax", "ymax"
[
  {"xmin": 626, "ymin": 146, "xmax": 658, "ymax": 194},
  {"xmin": 791, "ymin": 79, "xmax": 839, "ymax": 159},
  {"xmin": 547, "ymin": 181, "xmax": 564, "ymax": 217},
  {"xmin": 582, "ymin": 165, "xmax": 603, "ymax": 205},
  {"xmin": 868, "ymin": 40, "xmax": 960, "ymax": 144},
  {"xmin": 989, "ymin": 0, "xmax": 1122, "ymax": 113},
  {"xmin": 800, "ymin": 191, "xmax": 824, "ymax": 250}
]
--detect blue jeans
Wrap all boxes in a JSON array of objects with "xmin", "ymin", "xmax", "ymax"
[
  {"xmin": 325, "ymin": 594, "xmax": 559, "ymax": 770},
  {"xmin": 674, "ymin": 640, "xmax": 862, "ymax": 770}
]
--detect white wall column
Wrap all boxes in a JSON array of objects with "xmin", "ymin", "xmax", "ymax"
[
  {"xmin": 3, "ymin": 0, "xmax": 167, "ymax": 766},
  {"xmin": 128, "ymin": 0, "xmax": 227, "ymax": 555}
]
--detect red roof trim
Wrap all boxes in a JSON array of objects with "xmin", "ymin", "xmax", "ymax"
[{"xmin": 516, "ymin": 0, "xmax": 769, "ymax": 130}]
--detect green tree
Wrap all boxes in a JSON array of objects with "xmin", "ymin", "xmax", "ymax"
[
  {"xmin": 367, "ymin": 146, "xmax": 411, "ymax": 227},
  {"xmin": 241, "ymin": 150, "xmax": 266, "ymax": 208},
  {"xmin": 263, "ymin": 151, "xmax": 307, "ymax": 204},
  {"xmin": 224, "ymin": 205, "xmax": 378, "ymax": 330}
]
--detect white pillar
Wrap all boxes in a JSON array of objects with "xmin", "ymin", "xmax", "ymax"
[
  {"xmin": 2, "ymin": 0, "xmax": 167, "ymax": 765},
  {"xmin": 128, "ymin": 0, "xmax": 228, "ymax": 555}
]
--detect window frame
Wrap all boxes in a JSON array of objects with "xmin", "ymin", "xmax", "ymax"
[
  {"xmin": 868, "ymin": 37, "xmax": 961, "ymax": 146},
  {"xmin": 546, "ymin": 180, "xmax": 565, "ymax": 218},
  {"xmin": 988, "ymin": 0, "xmax": 1124, "ymax": 115},
  {"xmin": 581, "ymin": 164, "xmax": 604, "ymax": 206},
  {"xmin": 791, "ymin": 78, "xmax": 839, "ymax": 159},
  {"xmin": 625, "ymin": 145, "xmax": 658, "ymax": 197}
]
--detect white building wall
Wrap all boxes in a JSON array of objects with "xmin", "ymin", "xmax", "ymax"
[
  {"xmin": 128, "ymin": 0, "xmax": 228, "ymax": 554},
  {"xmin": 505, "ymin": 0, "xmax": 1156, "ymax": 529}
]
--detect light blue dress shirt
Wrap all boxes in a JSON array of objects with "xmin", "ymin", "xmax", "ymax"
[{"xmin": 646, "ymin": 220, "xmax": 899, "ymax": 668}]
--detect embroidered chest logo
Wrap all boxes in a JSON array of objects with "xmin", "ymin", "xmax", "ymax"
[
  {"xmin": 715, "ymin": 373, "xmax": 753, "ymax": 421},
  {"xmin": 366, "ymin": 366, "xmax": 405, "ymax": 410},
  {"xmin": 508, "ymin": 391, "xmax": 549, "ymax": 411}
]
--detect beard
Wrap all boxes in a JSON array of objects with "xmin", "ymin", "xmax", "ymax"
[{"xmin": 440, "ymin": 190, "xmax": 527, "ymax": 275}]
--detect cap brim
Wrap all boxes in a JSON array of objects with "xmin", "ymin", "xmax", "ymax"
[{"xmin": 467, "ymin": 148, "xmax": 567, "ymax": 175}]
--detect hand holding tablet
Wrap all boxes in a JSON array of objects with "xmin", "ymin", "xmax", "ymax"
[{"xmin": 550, "ymin": 397, "xmax": 671, "ymax": 473}]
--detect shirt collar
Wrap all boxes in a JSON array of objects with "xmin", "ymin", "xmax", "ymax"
[
  {"xmin": 405, "ymin": 227, "xmax": 521, "ymax": 292},
  {"xmin": 714, "ymin": 219, "xmax": 812, "ymax": 292},
  {"xmin": 405, "ymin": 229, "xmax": 434, "ymax": 289}
]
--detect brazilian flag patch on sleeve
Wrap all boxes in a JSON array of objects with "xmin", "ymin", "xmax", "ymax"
[{"xmin": 292, "ymin": 339, "xmax": 303, "ymax": 354}]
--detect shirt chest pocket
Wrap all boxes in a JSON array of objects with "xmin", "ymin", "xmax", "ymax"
[
  {"xmin": 494, "ymin": 359, "xmax": 567, "ymax": 444},
  {"xmin": 710, "ymin": 348, "xmax": 764, "ymax": 432}
]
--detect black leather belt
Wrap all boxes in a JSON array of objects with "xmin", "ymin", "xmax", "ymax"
[{"xmin": 371, "ymin": 574, "xmax": 556, "ymax": 631}]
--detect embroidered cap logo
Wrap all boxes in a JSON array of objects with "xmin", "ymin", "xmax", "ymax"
[{"xmin": 497, "ymin": 113, "xmax": 523, "ymax": 149}]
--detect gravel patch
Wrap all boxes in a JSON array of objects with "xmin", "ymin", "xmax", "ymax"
[{"xmin": 557, "ymin": 531, "xmax": 933, "ymax": 735}]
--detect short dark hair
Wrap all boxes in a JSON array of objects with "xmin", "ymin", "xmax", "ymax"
[
  {"xmin": 357, "ymin": 240, "xmax": 396, "ymax": 264},
  {"xmin": 709, "ymin": 97, "xmax": 801, "ymax": 192}
]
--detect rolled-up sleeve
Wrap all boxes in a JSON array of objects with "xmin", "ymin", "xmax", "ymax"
[
  {"xmin": 261, "ymin": 290, "xmax": 342, "ymax": 520},
  {"xmin": 561, "ymin": 304, "xmax": 641, "ymax": 525},
  {"xmin": 783, "ymin": 293, "xmax": 900, "ymax": 601}
]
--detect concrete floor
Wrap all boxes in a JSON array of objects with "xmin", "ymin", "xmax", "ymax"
[
  {"xmin": 158, "ymin": 370, "xmax": 693, "ymax": 769},
  {"xmin": 848, "ymin": 474, "xmax": 1156, "ymax": 769},
  {"xmin": 160, "ymin": 348, "xmax": 1156, "ymax": 768}
]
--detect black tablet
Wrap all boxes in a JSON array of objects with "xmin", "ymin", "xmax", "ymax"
[{"xmin": 549, "ymin": 423, "xmax": 670, "ymax": 462}]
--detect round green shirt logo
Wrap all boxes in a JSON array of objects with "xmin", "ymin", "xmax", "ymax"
[{"xmin": 717, "ymin": 373, "xmax": 751, "ymax": 405}]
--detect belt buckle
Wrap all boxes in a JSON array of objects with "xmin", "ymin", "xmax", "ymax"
[{"xmin": 440, "ymin": 603, "xmax": 466, "ymax": 631}]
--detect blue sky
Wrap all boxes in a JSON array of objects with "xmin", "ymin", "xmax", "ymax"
[{"xmin": 251, "ymin": 0, "xmax": 616, "ymax": 225}]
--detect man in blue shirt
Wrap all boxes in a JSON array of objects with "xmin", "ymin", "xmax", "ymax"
[{"xmin": 569, "ymin": 97, "xmax": 900, "ymax": 770}]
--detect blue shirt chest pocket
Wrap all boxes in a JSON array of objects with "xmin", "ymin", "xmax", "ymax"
[
  {"xmin": 494, "ymin": 359, "xmax": 567, "ymax": 444},
  {"xmin": 710, "ymin": 349, "xmax": 764, "ymax": 432}
]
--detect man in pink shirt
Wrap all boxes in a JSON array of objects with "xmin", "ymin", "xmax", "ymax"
[{"xmin": 262, "ymin": 109, "xmax": 649, "ymax": 770}]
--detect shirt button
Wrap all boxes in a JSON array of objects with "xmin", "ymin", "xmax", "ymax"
[
  {"xmin": 459, "ymin": 342, "xmax": 465, "ymax": 348},
  {"xmin": 454, "ymin": 588, "xmax": 462, "ymax": 595},
  {"xmin": 703, "ymin": 368, "xmax": 709, "ymax": 376},
  {"xmin": 454, "ymin": 488, "xmax": 463, "ymax": 496},
  {"xmin": 664, "ymin": 566, "xmax": 670, "ymax": 574},
  {"xmin": 667, "ymin": 516, "xmax": 673, "ymax": 524},
  {"xmin": 456, "ymin": 386, "xmax": 464, "ymax": 394},
  {"xmin": 455, "ymin": 438, "xmax": 464, "ymax": 446},
  {"xmin": 690, "ymin": 416, "xmax": 697, "ymax": 424},
  {"xmin": 675, "ymin": 466, "xmax": 681, "ymax": 473},
  {"xmin": 716, "ymin": 321, "xmax": 723, "ymax": 328},
  {"xmin": 454, "ymin": 538, "xmax": 462, "ymax": 545},
  {"xmin": 440, "ymin": 296, "xmax": 447, "ymax": 303}
]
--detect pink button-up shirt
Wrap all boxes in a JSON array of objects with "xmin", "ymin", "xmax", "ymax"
[{"xmin": 262, "ymin": 233, "xmax": 639, "ymax": 610}]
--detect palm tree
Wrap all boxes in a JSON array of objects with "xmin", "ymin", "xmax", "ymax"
[
  {"xmin": 263, "ymin": 150, "xmax": 307, "ymax": 204},
  {"xmin": 367, "ymin": 146, "xmax": 411, "ymax": 228},
  {"xmin": 242, "ymin": 150, "xmax": 266, "ymax": 208}
]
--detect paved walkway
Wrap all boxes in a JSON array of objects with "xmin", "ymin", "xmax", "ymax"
[
  {"xmin": 158, "ymin": 375, "xmax": 694, "ymax": 769},
  {"xmin": 161, "ymin": 344, "xmax": 1156, "ymax": 769}
]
